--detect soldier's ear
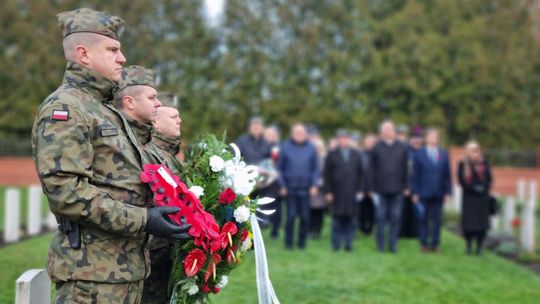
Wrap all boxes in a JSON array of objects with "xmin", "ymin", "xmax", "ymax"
[
  {"xmin": 123, "ymin": 95, "xmax": 135, "ymax": 110},
  {"xmin": 76, "ymin": 45, "xmax": 91, "ymax": 66}
]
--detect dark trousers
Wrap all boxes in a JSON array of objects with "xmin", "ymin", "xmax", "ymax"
[
  {"xmin": 285, "ymin": 192, "xmax": 310, "ymax": 249},
  {"xmin": 309, "ymin": 208, "xmax": 325, "ymax": 238},
  {"xmin": 358, "ymin": 196, "xmax": 375, "ymax": 235},
  {"xmin": 269, "ymin": 197, "xmax": 282, "ymax": 238},
  {"xmin": 464, "ymin": 230, "xmax": 487, "ymax": 254},
  {"xmin": 375, "ymin": 193, "xmax": 404, "ymax": 252},
  {"xmin": 332, "ymin": 216, "xmax": 355, "ymax": 250},
  {"xmin": 418, "ymin": 197, "xmax": 443, "ymax": 249}
]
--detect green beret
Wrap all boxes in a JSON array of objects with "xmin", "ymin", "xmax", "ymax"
[
  {"xmin": 57, "ymin": 8, "xmax": 124, "ymax": 40},
  {"xmin": 157, "ymin": 92, "xmax": 179, "ymax": 108},
  {"xmin": 117, "ymin": 65, "xmax": 157, "ymax": 92}
]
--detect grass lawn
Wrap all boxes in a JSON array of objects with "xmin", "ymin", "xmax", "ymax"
[
  {"xmin": 212, "ymin": 228, "xmax": 540, "ymax": 304},
  {"xmin": 0, "ymin": 233, "xmax": 52, "ymax": 303},
  {"xmin": 2, "ymin": 224, "xmax": 540, "ymax": 303}
]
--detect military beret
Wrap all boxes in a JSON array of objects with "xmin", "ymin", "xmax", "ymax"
[
  {"xmin": 117, "ymin": 65, "xmax": 157, "ymax": 92},
  {"xmin": 157, "ymin": 92, "xmax": 179, "ymax": 108},
  {"xmin": 57, "ymin": 8, "xmax": 124, "ymax": 40}
]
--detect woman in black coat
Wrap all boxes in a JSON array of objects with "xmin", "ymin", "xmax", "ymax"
[{"xmin": 458, "ymin": 141, "xmax": 492, "ymax": 255}]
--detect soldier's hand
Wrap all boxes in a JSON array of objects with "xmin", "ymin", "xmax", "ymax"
[{"xmin": 146, "ymin": 206, "xmax": 192, "ymax": 240}]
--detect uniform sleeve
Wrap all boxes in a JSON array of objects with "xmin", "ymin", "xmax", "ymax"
[{"xmin": 33, "ymin": 103, "xmax": 147, "ymax": 236}]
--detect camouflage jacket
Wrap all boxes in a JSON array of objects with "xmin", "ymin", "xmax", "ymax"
[
  {"xmin": 143, "ymin": 131, "xmax": 182, "ymax": 250},
  {"xmin": 32, "ymin": 62, "xmax": 151, "ymax": 283},
  {"xmin": 146, "ymin": 131, "xmax": 182, "ymax": 175}
]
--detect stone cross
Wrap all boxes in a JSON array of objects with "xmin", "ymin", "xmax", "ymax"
[
  {"xmin": 27, "ymin": 186, "xmax": 42, "ymax": 236},
  {"xmin": 4, "ymin": 188, "xmax": 21, "ymax": 243},
  {"xmin": 520, "ymin": 181, "xmax": 537, "ymax": 252},
  {"xmin": 15, "ymin": 269, "xmax": 51, "ymax": 304},
  {"xmin": 503, "ymin": 196, "xmax": 515, "ymax": 235}
]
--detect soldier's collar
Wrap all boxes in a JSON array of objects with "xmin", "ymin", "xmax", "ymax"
[
  {"xmin": 125, "ymin": 115, "xmax": 153, "ymax": 145},
  {"xmin": 64, "ymin": 62, "xmax": 117, "ymax": 101},
  {"xmin": 151, "ymin": 131, "xmax": 181, "ymax": 155}
]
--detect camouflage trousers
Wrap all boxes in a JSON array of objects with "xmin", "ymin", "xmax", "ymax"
[
  {"xmin": 54, "ymin": 280, "xmax": 144, "ymax": 304},
  {"xmin": 141, "ymin": 246, "xmax": 172, "ymax": 304}
]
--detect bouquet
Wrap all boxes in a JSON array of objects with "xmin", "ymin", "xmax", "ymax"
[{"xmin": 140, "ymin": 134, "xmax": 275, "ymax": 304}]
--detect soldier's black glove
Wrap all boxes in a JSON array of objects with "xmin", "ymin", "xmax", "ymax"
[{"xmin": 146, "ymin": 206, "xmax": 192, "ymax": 240}]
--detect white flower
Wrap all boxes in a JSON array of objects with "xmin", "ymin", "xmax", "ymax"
[
  {"xmin": 187, "ymin": 284, "xmax": 199, "ymax": 295},
  {"xmin": 234, "ymin": 205, "xmax": 250, "ymax": 223},
  {"xmin": 216, "ymin": 275, "xmax": 229, "ymax": 289},
  {"xmin": 257, "ymin": 197, "xmax": 275, "ymax": 205},
  {"xmin": 232, "ymin": 172, "xmax": 256, "ymax": 196},
  {"xmin": 189, "ymin": 185, "xmax": 204, "ymax": 198},
  {"xmin": 241, "ymin": 236, "xmax": 252, "ymax": 252},
  {"xmin": 223, "ymin": 160, "xmax": 236, "ymax": 177},
  {"xmin": 209, "ymin": 155, "xmax": 225, "ymax": 172}
]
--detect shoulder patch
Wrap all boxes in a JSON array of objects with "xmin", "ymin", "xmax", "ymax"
[
  {"xmin": 52, "ymin": 109, "xmax": 69, "ymax": 121},
  {"xmin": 100, "ymin": 125, "xmax": 119, "ymax": 137}
]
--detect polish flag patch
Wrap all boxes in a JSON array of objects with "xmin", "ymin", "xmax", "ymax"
[{"xmin": 52, "ymin": 110, "xmax": 69, "ymax": 121}]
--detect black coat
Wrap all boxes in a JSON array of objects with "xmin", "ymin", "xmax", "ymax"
[
  {"xmin": 323, "ymin": 148, "xmax": 363, "ymax": 217},
  {"xmin": 458, "ymin": 160, "xmax": 492, "ymax": 232},
  {"xmin": 369, "ymin": 141, "xmax": 409, "ymax": 194}
]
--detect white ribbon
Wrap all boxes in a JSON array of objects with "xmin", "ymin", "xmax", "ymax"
[{"xmin": 250, "ymin": 213, "xmax": 280, "ymax": 304}]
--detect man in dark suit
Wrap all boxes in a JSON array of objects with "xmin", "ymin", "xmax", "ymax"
[
  {"xmin": 411, "ymin": 128, "xmax": 452, "ymax": 253},
  {"xmin": 324, "ymin": 130, "xmax": 364, "ymax": 251}
]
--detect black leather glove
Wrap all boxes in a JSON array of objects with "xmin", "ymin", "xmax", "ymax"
[{"xmin": 146, "ymin": 206, "xmax": 192, "ymax": 240}]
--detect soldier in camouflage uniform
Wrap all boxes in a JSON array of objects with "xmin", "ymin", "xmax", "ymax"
[
  {"xmin": 115, "ymin": 68, "xmax": 185, "ymax": 303},
  {"xmin": 31, "ymin": 8, "xmax": 189, "ymax": 304},
  {"xmin": 149, "ymin": 93, "xmax": 183, "ymax": 172}
]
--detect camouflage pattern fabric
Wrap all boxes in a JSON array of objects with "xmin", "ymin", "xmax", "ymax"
[
  {"xmin": 57, "ymin": 8, "xmax": 124, "ymax": 40},
  {"xmin": 32, "ymin": 62, "xmax": 152, "ymax": 283},
  {"xmin": 117, "ymin": 65, "xmax": 157, "ymax": 92},
  {"xmin": 54, "ymin": 279, "xmax": 144, "ymax": 304}
]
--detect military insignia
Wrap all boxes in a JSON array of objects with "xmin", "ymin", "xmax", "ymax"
[
  {"xmin": 101, "ymin": 126, "xmax": 119, "ymax": 137},
  {"xmin": 51, "ymin": 110, "xmax": 69, "ymax": 121}
]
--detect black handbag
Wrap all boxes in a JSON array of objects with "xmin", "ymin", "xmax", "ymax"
[{"xmin": 488, "ymin": 195, "xmax": 499, "ymax": 215}]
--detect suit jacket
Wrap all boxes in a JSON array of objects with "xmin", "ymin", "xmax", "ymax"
[
  {"xmin": 411, "ymin": 146, "xmax": 452, "ymax": 199},
  {"xmin": 323, "ymin": 148, "xmax": 363, "ymax": 217}
]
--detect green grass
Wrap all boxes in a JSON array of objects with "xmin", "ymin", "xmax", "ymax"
[
  {"xmin": 0, "ymin": 233, "xmax": 52, "ymax": 303},
  {"xmin": 0, "ymin": 186, "xmax": 50, "ymax": 231},
  {"xmin": 2, "ymin": 224, "xmax": 540, "ymax": 303},
  {"xmin": 211, "ymin": 228, "xmax": 540, "ymax": 304}
]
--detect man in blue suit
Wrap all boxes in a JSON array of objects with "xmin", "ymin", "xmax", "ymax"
[{"xmin": 411, "ymin": 128, "xmax": 452, "ymax": 253}]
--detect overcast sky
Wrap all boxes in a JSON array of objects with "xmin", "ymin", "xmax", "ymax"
[{"xmin": 204, "ymin": 0, "xmax": 225, "ymax": 24}]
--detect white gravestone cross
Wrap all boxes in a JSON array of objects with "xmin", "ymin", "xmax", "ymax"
[
  {"xmin": 521, "ymin": 181, "xmax": 537, "ymax": 252},
  {"xmin": 16, "ymin": 269, "xmax": 51, "ymax": 304},
  {"xmin": 4, "ymin": 188, "xmax": 21, "ymax": 243},
  {"xmin": 27, "ymin": 186, "xmax": 42, "ymax": 236},
  {"xmin": 503, "ymin": 196, "xmax": 515, "ymax": 235}
]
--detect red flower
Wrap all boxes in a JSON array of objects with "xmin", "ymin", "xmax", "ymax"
[
  {"xmin": 220, "ymin": 222, "xmax": 238, "ymax": 249},
  {"xmin": 184, "ymin": 248, "xmax": 206, "ymax": 277},
  {"xmin": 218, "ymin": 188, "xmax": 237, "ymax": 205},
  {"xmin": 202, "ymin": 284, "xmax": 211, "ymax": 294},
  {"xmin": 227, "ymin": 245, "xmax": 238, "ymax": 264},
  {"xmin": 512, "ymin": 217, "xmax": 521, "ymax": 228},
  {"xmin": 204, "ymin": 253, "xmax": 222, "ymax": 282},
  {"xmin": 213, "ymin": 287, "xmax": 221, "ymax": 294},
  {"xmin": 241, "ymin": 229, "xmax": 249, "ymax": 241}
]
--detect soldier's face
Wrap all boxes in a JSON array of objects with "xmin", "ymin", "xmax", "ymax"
[
  {"xmin": 154, "ymin": 107, "xmax": 181, "ymax": 137},
  {"xmin": 131, "ymin": 86, "xmax": 161, "ymax": 124},
  {"xmin": 88, "ymin": 36, "xmax": 126, "ymax": 81}
]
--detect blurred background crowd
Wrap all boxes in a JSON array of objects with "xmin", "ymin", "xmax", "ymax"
[{"xmin": 236, "ymin": 117, "xmax": 494, "ymax": 256}]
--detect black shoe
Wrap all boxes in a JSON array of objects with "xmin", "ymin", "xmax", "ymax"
[
  {"xmin": 345, "ymin": 246, "xmax": 353, "ymax": 252},
  {"xmin": 285, "ymin": 245, "xmax": 293, "ymax": 251}
]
